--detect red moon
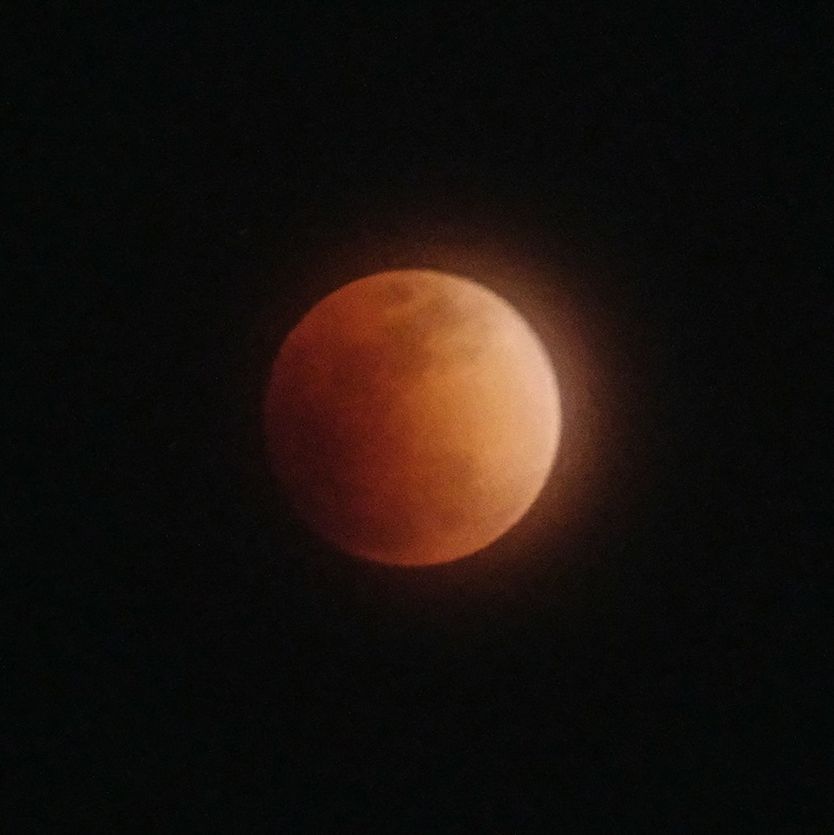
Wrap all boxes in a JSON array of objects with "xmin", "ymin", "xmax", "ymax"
[{"xmin": 264, "ymin": 269, "xmax": 561, "ymax": 566}]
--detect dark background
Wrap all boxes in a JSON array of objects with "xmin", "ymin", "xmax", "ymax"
[{"xmin": 9, "ymin": 4, "xmax": 828, "ymax": 831}]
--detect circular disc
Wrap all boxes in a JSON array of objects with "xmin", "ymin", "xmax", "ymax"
[{"xmin": 264, "ymin": 269, "xmax": 561, "ymax": 566}]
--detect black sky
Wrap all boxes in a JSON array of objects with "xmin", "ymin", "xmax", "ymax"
[{"xmin": 8, "ymin": 5, "xmax": 829, "ymax": 831}]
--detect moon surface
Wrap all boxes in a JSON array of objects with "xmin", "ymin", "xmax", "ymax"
[{"xmin": 264, "ymin": 269, "xmax": 561, "ymax": 566}]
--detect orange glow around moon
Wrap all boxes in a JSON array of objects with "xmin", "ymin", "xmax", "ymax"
[{"xmin": 264, "ymin": 269, "xmax": 561, "ymax": 566}]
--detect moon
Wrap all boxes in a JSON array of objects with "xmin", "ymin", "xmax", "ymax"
[{"xmin": 264, "ymin": 269, "xmax": 561, "ymax": 566}]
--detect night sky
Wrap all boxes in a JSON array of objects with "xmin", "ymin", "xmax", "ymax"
[{"xmin": 10, "ymin": 5, "xmax": 828, "ymax": 830}]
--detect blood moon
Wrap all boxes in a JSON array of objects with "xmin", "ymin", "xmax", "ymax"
[{"xmin": 264, "ymin": 269, "xmax": 561, "ymax": 566}]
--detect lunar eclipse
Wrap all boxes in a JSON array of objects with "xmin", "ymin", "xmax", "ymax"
[{"xmin": 264, "ymin": 269, "xmax": 561, "ymax": 566}]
